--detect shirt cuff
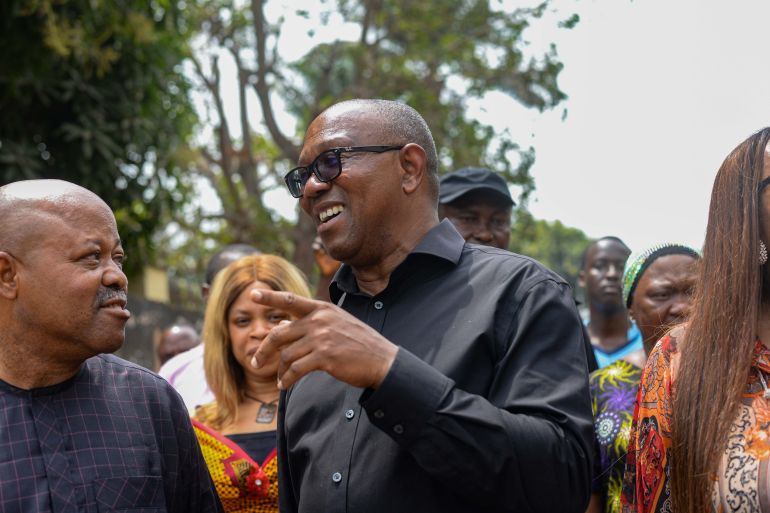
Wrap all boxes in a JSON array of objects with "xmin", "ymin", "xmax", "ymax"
[{"xmin": 359, "ymin": 348, "xmax": 452, "ymax": 446}]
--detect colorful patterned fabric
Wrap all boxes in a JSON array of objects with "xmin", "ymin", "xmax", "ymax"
[
  {"xmin": 591, "ymin": 322, "xmax": 643, "ymax": 369},
  {"xmin": 590, "ymin": 359, "xmax": 643, "ymax": 513},
  {"xmin": 193, "ymin": 420, "xmax": 278, "ymax": 513},
  {"xmin": 622, "ymin": 333, "xmax": 770, "ymax": 512}
]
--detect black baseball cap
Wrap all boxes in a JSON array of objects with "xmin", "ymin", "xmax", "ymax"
[{"xmin": 438, "ymin": 167, "xmax": 514, "ymax": 206}]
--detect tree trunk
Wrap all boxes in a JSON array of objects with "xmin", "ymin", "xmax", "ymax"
[{"xmin": 292, "ymin": 209, "xmax": 317, "ymax": 277}]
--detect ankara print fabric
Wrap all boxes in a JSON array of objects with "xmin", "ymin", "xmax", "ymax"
[
  {"xmin": 622, "ymin": 334, "xmax": 770, "ymax": 513},
  {"xmin": 590, "ymin": 360, "xmax": 643, "ymax": 513},
  {"xmin": 192, "ymin": 419, "xmax": 278, "ymax": 513}
]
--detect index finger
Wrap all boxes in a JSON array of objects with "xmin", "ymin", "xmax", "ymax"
[{"xmin": 250, "ymin": 288, "xmax": 320, "ymax": 318}]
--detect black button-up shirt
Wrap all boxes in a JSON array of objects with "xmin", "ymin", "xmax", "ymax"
[
  {"xmin": 278, "ymin": 220, "xmax": 593, "ymax": 513},
  {"xmin": 0, "ymin": 353, "xmax": 223, "ymax": 512}
]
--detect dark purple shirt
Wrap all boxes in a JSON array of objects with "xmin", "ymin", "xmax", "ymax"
[{"xmin": 0, "ymin": 353, "xmax": 223, "ymax": 512}]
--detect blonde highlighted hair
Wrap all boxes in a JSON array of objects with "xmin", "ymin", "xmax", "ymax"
[{"xmin": 198, "ymin": 254, "xmax": 311, "ymax": 430}]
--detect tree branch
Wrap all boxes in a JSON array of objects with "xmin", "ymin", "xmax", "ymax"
[{"xmin": 250, "ymin": 0, "xmax": 300, "ymax": 162}]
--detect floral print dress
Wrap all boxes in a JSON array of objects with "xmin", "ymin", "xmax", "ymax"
[
  {"xmin": 590, "ymin": 359, "xmax": 643, "ymax": 513},
  {"xmin": 622, "ymin": 333, "xmax": 770, "ymax": 513}
]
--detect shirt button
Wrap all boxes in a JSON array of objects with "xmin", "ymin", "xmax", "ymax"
[
  {"xmin": 374, "ymin": 409, "xmax": 385, "ymax": 419},
  {"xmin": 373, "ymin": 301, "xmax": 384, "ymax": 310},
  {"xmin": 393, "ymin": 424, "xmax": 404, "ymax": 435},
  {"xmin": 345, "ymin": 409, "xmax": 355, "ymax": 420},
  {"xmin": 332, "ymin": 472, "xmax": 342, "ymax": 483}
]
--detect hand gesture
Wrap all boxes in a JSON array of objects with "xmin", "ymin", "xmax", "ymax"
[{"xmin": 250, "ymin": 289, "xmax": 398, "ymax": 390}]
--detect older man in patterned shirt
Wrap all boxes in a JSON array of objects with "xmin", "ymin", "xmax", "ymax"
[{"xmin": 0, "ymin": 179, "xmax": 223, "ymax": 512}]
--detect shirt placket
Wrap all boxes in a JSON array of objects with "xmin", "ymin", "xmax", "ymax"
[
  {"xmin": 31, "ymin": 393, "xmax": 82, "ymax": 512},
  {"xmin": 323, "ymin": 294, "xmax": 390, "ymax": 513}
]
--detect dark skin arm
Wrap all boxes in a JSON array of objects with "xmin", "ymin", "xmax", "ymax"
[{"xmin": 250, "ymin": 289, "xmax": 398, "ymax": 390}]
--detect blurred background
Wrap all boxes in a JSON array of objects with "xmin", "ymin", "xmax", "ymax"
[{"xmin": 2, "ymin": 0, "xmax": 768, "ymax": 368}]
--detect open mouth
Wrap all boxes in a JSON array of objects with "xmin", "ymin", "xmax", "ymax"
[
  {"xmin": 319, "ymin": 205, "xmax": 345, "ymax": 224},
  {"xmin": 99, "ymin": 297, "xmax": 128, "ymax": 310}
]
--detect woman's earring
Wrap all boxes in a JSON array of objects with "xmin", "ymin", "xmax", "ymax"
[{"xmin": 761, "ymin": 240, "xmax": 768, "ymax": 265}]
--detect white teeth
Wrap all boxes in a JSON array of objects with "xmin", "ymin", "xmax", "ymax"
[{"xmin": 319, "ymin": 205, "xmax": 344, "ymax": 222}]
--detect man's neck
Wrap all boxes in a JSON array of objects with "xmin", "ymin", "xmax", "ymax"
[
  {"xmin": 351, "ymin": 215, "xmax": 438, "ymax": 297},
  {"xmin": 0, "ymin": 333, "xmax": 84, "ymax": 389},
  {"xmin": 587, "ymin": 305, "xmax": 631, "ymax": 353}
]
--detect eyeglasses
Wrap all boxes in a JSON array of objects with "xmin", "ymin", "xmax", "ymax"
[{"xmin": 284, "ymin": 145, "xmax": 404, "ymax": 198}]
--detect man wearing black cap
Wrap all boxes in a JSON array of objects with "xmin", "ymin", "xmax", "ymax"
[
  {"xmin": 438, "ymin": 167, "xmax": 514, "ymax": 250},
  {"xmin": 440, "ymin": 167, "xmax": 599, "ymax": 371}
]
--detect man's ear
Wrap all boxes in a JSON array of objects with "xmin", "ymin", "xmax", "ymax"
[
  {"xmin": 0, "ymin": 252, "xmax": 19, "ymax": 299},
  {"xmin": 399, "ymin": 143, "xmax": 428, "ymax": 195}
]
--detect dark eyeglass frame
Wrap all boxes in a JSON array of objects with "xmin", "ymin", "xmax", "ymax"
[{"xmin": 284, "ymin": 145, "xmax": 405, "ymax": 198}]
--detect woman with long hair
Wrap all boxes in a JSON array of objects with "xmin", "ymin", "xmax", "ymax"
[
  {"xmin": 622, "ymin": 127, "xmax": 770, "ymax": 512},
  {"xmin": 192, "ymin": 254, "xmax": 311, "ymax": 513}
]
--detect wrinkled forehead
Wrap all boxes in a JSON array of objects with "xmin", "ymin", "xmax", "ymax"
[
  {"xmin": 31, "ymin": 194, "xmax": 115, "ymax": 227},
  {"xmin": 300, "ymin": 108, "xmax": 381, "ymax": 162},
  {"xmin": 2, "ymin": 196, "xmax": 118, "ymax": 254}
]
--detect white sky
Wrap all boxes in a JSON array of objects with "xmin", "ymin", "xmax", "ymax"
[
  {"xmin": 522, "ymin": 0, "xmax": 770, "ymax": 251},
  {"xmin": 200, "ymin": 0, "xmax": 770, "ymax": 254}
]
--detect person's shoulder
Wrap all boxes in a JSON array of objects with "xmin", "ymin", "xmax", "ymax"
[
  {"xmin": 157, "ymin": 343, "xmax": 204, "ymax": 380},
  {"xmin": 192, "ymin": 401, "xmax": 219, "ymax": 426},
  {"xmin": 91, "ymin": 353, "xmax": 178, "ymax": 392},
  {"xmin": 460, "ymin": 244, "xmax": 568, "ymax": 286},
  {"xmin": 640, "ymin": 331, "xmax": 681, "ymax": 390}
]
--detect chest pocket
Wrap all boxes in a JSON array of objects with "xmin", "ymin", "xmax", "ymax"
[{"xmin": 93, "ymin": 475, "xmax": 165, "ymax": 512}]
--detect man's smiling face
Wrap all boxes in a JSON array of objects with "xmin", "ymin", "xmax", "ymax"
[{"xmin": 298, "ymin": 107, "xmax": 405, "ymax": 268}]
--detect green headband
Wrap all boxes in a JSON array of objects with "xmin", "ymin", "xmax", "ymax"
[{"xmin": 623, "ymin": 243, "xmax": 700, "ymax": 308}]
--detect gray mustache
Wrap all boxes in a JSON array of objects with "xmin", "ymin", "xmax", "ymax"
[{"xmin": 96, "ymin": 287, "xmax": 127, "ymax": 305}]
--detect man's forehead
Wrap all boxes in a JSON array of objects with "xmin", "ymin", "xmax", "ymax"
[
  {"xmin": 300, "ymin": 109, "xmax": 379, "ymax": 160},
  {"xmin": 589, "ymin": 240, "xmax": 629, "ymax": 261}
]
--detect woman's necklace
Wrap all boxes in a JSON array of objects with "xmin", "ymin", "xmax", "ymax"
[{"xmin": 244, "ymin": 393, "xmax": 279, "ymax": 423}]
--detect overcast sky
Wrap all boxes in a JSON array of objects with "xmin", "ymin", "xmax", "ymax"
[
  {"xmin": 205, "ymin": 0, "xmax": 770, "ymax": 254},
  {"xmin": 516, "ymin": 0, "xmax": 770, "ymax": 252}
]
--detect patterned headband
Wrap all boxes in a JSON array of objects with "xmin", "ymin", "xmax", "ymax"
[{"xmin": 622, "ymin": 243, "xmax": 701, "ymax": 308}]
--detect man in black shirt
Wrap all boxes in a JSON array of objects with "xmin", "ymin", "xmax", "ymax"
[{"xmin": 252, "ymin": 99, "xmax": 593, "ymax": 513}]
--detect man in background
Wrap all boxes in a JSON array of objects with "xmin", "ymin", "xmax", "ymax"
[
  {"xmin": 439, "ymin": 166, "xmax": 598, "ymax": 371},
  {"xmin": 156, "ymin": 324, "xmax": 200, "ymax": 369},
  {"xmin": 579, "ymin": 236, "xmax": 642, "ymax": 367},
  {"xmin": 158, "ymin": 243, "xmax": 260, "ymax": 413},
  {"xmin": 438, "ymin": 166, "xmax": 513, "ymax": 250}
]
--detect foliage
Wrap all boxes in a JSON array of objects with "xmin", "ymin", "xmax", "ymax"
[
  {"xmin": 185, "ymin": 0, "xmax": 578, "ymax": 276},
  {"xmin": 0, "ymin": 0, "xmax": 197, "ymax": 276},
  {"xmin": 510, "ymin": 211, "xmax": 592, "ymax": 294}
]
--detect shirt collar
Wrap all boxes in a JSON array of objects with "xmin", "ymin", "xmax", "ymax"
[{"xmin": 330, "ymin": 219, "xmax": 465, "ymax": 301}]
